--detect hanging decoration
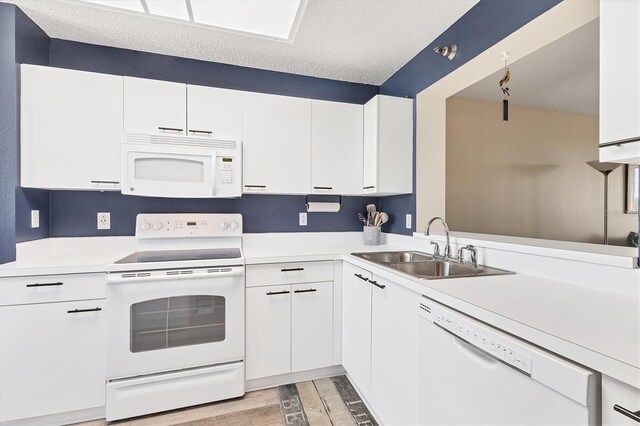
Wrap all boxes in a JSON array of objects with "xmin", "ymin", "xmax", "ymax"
[{"xmin": 499, "ymin": 52, "xmax": 510, "ymax": 121}]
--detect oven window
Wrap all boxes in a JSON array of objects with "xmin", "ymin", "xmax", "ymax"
[
  {"xmin": 134, "ymin": 158, "xmax": 205, "ymax": 183},
  {"xmin": 130, "ymin": 295, "xmax": 225, "ymax": 353}
]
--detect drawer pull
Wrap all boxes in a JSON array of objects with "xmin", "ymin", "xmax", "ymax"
[
  {"xmin": 266, "ymin": 290, "xmax": 291, "ymax": 296},
  {"xmin": 281, "ymin": 267, "xmax": 304, "ymax": 272},
  {"xmin": 363, "ymin": 186, "xmax": 375, "ymax": 190},
  {"xmin": 189, "ymin": 129, "xmax": 213, "ymax": 135},
  {"xmin": 245, "ymin": 185, "xmax": 266, "ymax": 189},
  {"xmin": 91, "ymin": 180, "xmax": 119, "ymax": 185},
  {"xmin": 158, "ymin": 127, "xmax": 183, "ymax": 133},
  {"xmin": 313, "ymin": 186, "xmax": 333, "ymax": 190},
  {"xmin": 26, "ymin": 282, "xmax": 63, "ymax": 288},
  {"xmin": 354, "ymin": 273, "xmax": 369, "ymax": 282},
  {"xmin": 614, "ymin": 405, "xmax": 640, "ymax": 423},
  {"xmin": 67, "ymin": 307, "xmax": 102, "ymax": 314},
  {"xmin": 294, "ymin": 288, "xmax": 317, "ymax": 293},
  {"xmin": 370, "ymin": 280, "xmax": 386, "ymax": 289}
]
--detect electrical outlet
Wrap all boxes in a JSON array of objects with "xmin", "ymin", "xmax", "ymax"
[
  {"xmin": 299, "ymin": 212, "xmax": 307, "ymax": 226},
  {"xmin": 406, "ymin": 214, "xmax": 412, "ymax": 229},
  {"xmin": 31, "ymin": 210, "xmax": 39, "ymax": 228},
  {"xmin": 97, "ymin": 212, "xmax": 111, "ymax": 230}
]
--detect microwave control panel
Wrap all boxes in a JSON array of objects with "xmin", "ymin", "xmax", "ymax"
[{"xmin": 215, "ymin": 155, "xmax": 241, "ymax": 198}]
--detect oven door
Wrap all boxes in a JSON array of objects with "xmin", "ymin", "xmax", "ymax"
[
  {"xmin": 122, "ymin": 143, "xmax": 217, "ymax": 198},
  {"xmin": 106, "ymin": 266, "xmax": 244, "ymax": 379}
]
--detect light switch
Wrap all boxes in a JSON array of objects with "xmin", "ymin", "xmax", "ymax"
[
  {"xmin": 406, "ymin": 214, "xmax": 412, "ymax": 229},
  {"xmin": 299, "ymin": 212, "xmax": 307, "ymax": 226},
  {"xmin": 31, "ymin": 210, "xmax": 39, "ymax": 228}
]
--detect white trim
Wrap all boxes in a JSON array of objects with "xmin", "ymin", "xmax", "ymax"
[
  {"xmin": 0, "ymin": 406, "xmax": 105, "ymax": 426},
  {"xmin": 245, "ymin": 365, "xmax": 345, "ymax": 392}
]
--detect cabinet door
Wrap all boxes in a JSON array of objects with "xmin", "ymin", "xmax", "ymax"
[
  {"xmin": 363, "ymin": 97, "xmax": 379, "ymax": 194},
  {"xmin": 311, "ymin": 100, "xmax": 363, "ymax": 195},
  {"xmin": 291, "ymin": 281, "xmax": 334, "ymax": 372},
  {"xmin": 377, "ymin": 96, "xmax": 413, "ymax": 195},
  {"xmin": 342, "ymin": 263, "xmax": 373, "ymax": 400},
  {"xmin": 245, "ymin": 285, "xmax": 291, "ymax": 380},
  {"xmin": 602, "ymin": 375, "xmax": 640, "ymax": 426},
  {"xmin": 600, "ymin": 0, "xmax": 640, "ymax": 145},
  {"xmin": 187, "ymin": 85, "xmax": 243, "ymax": 141},
  {"xmin": 21, "ymin": 65, "xmax": 123, "ymax": 190},
  {"xmin": 0, "ymin": 300, "xmax": 105, "ymax": 423},
  {"xmin": 242, "ymin": 92, "xmax": 311, "ymax": 194},
  {"xmin": 371, "ymin": 275, "xmax": 419, "ymax": 425},
  {"xmin": 124, "ymin": 77, "xmax": 186, "ymax": 135}
]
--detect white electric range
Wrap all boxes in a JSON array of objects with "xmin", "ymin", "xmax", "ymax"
[{"xmin": 105, "ymin": 213, "xmax": 245, "ymax": 422}]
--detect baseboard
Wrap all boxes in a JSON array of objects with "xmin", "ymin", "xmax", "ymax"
[
  {"xmin": 0, "ymin": 406, "xmax": 105, "ymax": 426},
  {"xmin": 246, "ymin": 365, "xmax": 345, "ymax": 391}
]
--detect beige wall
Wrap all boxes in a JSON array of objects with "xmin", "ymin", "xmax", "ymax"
[{"xmin": 445, "ymin": 97, "xmax": 636, "ymax": 246}]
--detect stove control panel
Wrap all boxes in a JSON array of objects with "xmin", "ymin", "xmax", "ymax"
[{"xmin": 136, "ymin": 214, "xmax": 242, "ymax": 239}]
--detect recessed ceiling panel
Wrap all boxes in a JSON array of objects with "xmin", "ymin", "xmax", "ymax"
[{"xmin": 190, "ymin": 0, "xmax": 302, "ymax": 40}]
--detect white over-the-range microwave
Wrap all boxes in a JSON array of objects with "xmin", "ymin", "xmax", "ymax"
[{"xmin": 122, "ymin": 133, "xmax": 242, "ymax": 198}]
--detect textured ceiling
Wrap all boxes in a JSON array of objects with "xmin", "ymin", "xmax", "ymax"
[
  {"xmin": 6, "ymin": 0, "xmax": 479, "ymax": 85},
  {"xmin": 455, "ymin": 19, "xmax": 599, "ymax": 116}
]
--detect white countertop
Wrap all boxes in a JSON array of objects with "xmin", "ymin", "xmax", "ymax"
[{"xmin": 2, "ymin": 233, "xmax": 639, "ymax": 388}]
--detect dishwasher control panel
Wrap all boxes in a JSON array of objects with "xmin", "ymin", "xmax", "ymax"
[{"xmin": 419, "ymin": 299, "xmax": 532, "ymax": 375}]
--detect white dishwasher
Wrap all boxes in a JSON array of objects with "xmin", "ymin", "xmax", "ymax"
[{"xmin": 418, "ymin": 297, "xmax": 600, "ymax": 425}]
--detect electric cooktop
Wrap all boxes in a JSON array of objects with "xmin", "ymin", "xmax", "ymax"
[{"xmin": 115, "ymin": 248, "xmax": 242, "ymax": 264}]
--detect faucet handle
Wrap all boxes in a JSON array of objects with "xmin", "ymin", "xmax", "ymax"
[
  {"xmin": 458, "ymin": 245, "xmax": 478, "ymax": 267},
  {"xmin": 430, "ymin": 241, "xmax": 441, "ymax": 257}
]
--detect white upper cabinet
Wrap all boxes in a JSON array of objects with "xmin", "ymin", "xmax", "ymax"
[
  {"xmin": 363, "ymin": 95, "xmax": 413, "ymax": 195},
  {"xmin": 187, "ymin": 85, "xmax": 243, "ymax": 141},
  {"xmin": 599, "ymin": 0, "xmax": 640, "ymax": 164},
  {"xmin": 21, "ymin": 65, "xmax": 123, "ymax": 190},
  {"xmin": 124, "ymin": 77, "xmax": 187, "ymax": 135},
  {"xmin": 311, "ymin": 100, "xmax": 363, "ymax": 195},
  {"xmin": 242, "ymin": 92, "xmax": 311, "ymax": 194}
]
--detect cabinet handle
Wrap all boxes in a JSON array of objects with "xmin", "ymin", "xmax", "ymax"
[
  {"xmin": 189, "ymin": 129, "xmax": 213, "ymax": 135},
  {"xmin": 363, "ymin": 186, "xmax": 375, "ymax": 190},
  {"xmin": 354, "ymin": 273, "xmax": 369, "ymax": 282},
  {"xmin": 67, "ymin": 307, "xmax": 102, "ymax": 314},
  {"xmin": 370, "ymin": 280, "xmax": 385, "ymax": 289},
  {"xmin": 244, "ymin": 185, "xmax": 267, "ymax": 188},
  {"xmin": 313, "ymin": 186, "xmax": 333, "ymax": 190},
  {"xmin": 91, "ymin": 180, "xmax": 119, "ymax": 185},
  {"xmin": 266, "ymin": 290, "xmax": 291, "ymax": 296},
  {"xmin": 26, "ymin": 282, "xmax": 63, "ymax": 288},
  {"xmin": 294, "ymin": 288, "xmax": 317, "ymax": 293},
  {"xmin": 281, "ymin": 268, "xmax": 304, "ymax": 272},
  {"xmin": 158, "ymin": 127, "xmax": 184, "ymax": 133},
  {"xmin": 614, "ymin": 405, "xmax": 640, "ymax": 423}
]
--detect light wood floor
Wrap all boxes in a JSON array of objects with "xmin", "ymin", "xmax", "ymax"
[{"xmin": 76, "ymin": 375, "xmax": 377, "ymax": 426}]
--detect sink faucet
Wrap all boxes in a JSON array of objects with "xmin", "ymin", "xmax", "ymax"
[{"xmin": 424, "ymin": 217, "xmax": 452, "ymax": 259}]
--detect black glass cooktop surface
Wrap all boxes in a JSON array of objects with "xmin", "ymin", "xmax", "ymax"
[{"xmin": 115, "ymin": 248, "xmax": 242, "ymax": 264}]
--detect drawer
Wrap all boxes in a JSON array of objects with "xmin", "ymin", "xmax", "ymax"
[
  {"xmin": 246, "ymin": 261, "xmax": 333, "ymax": 287},
  {"xmin": 0, "ymin": 273, "xmax": 105, "ymax": 306}
]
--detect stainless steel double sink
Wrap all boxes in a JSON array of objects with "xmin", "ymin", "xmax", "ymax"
[{"xmin": 352, "ymin": 251, "xmax": 513, "ymax": 280}]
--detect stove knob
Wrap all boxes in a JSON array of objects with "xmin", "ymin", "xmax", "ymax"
[
  {"xmin": 230, "ymin": 221, "xmax": 239, "ymax": 230},
  {"xmin": 140, "ymin": 222, "xmax": 151, "ymax": 231},
  {"xmin": 219, "ymin": 221, "xmax": 229, "ymax": 230},
  {"xmin": 153, "ymin": 222, "xmax": 163, "ymax": 231}
]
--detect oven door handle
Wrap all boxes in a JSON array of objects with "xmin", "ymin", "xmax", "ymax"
[{"xmin": 106, "ymin": 267, "xmax": 244, "ymax": 284}]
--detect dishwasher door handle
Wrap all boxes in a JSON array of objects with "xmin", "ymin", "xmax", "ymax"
[{"xmin": 614, "ymin": 405, "xmax": 640, "ymax": 423}]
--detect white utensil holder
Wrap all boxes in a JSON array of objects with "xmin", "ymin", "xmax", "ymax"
[{"xmin": 363, "ymin": 226, "xmax": 381, "ymax": 245}]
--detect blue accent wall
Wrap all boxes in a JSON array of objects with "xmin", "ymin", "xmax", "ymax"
[
  {"xmin": 378, "ymin": 0, "xmax": 563, "ymax": 235},
  {"xmin": 1, "ymin": 3, "xmax": 49, "ymax": 263}
]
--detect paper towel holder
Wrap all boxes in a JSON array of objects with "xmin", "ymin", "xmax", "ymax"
[{"xmin": 305, "ymin": 195, "xmax": 342, "ymax": 213}]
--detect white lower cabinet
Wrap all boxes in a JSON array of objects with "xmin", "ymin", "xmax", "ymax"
[
  {"xmin": 342, "ymin": 263, "xmax": 373, "ymax": 400},
  {"xmin": 245, "ymin": 264, "xmax": 334, "ymax": 380},
  {"xmin": 342, "ymin": 262, "xmax": 419, "ymax": 424},
  {"xmin": 0, "ymin": 299, "xmax": 105, "ymax": 423},
  {"xmin": 602, "ymin": 375, "xmax": 640, "ymax": 425},
  {"xmin": 370, "ymin": 275, "xmax": 419, "ymax": 425}
]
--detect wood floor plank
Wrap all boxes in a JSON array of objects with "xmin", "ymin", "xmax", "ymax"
[
  {"xmin": 312, "ymin": 378, "xmax": 357, "ymax": 426},
  {"xmin": 330, "ymin": 376, "xmax": 377, "ymax": 426},
  {"xmin": 295, "ymin": 381, "xmax": 332, "ymax": 426},
  {"xmin": 277, "ymin": 383, "xmax": 309, "ymax": 426},
  {"xmin": 115, "ymin": 388, "xmax": 279, "ymax": 426},
  {"xmin": 175, "ymin": 404, "xmax": 283, "ymax": 426}
]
